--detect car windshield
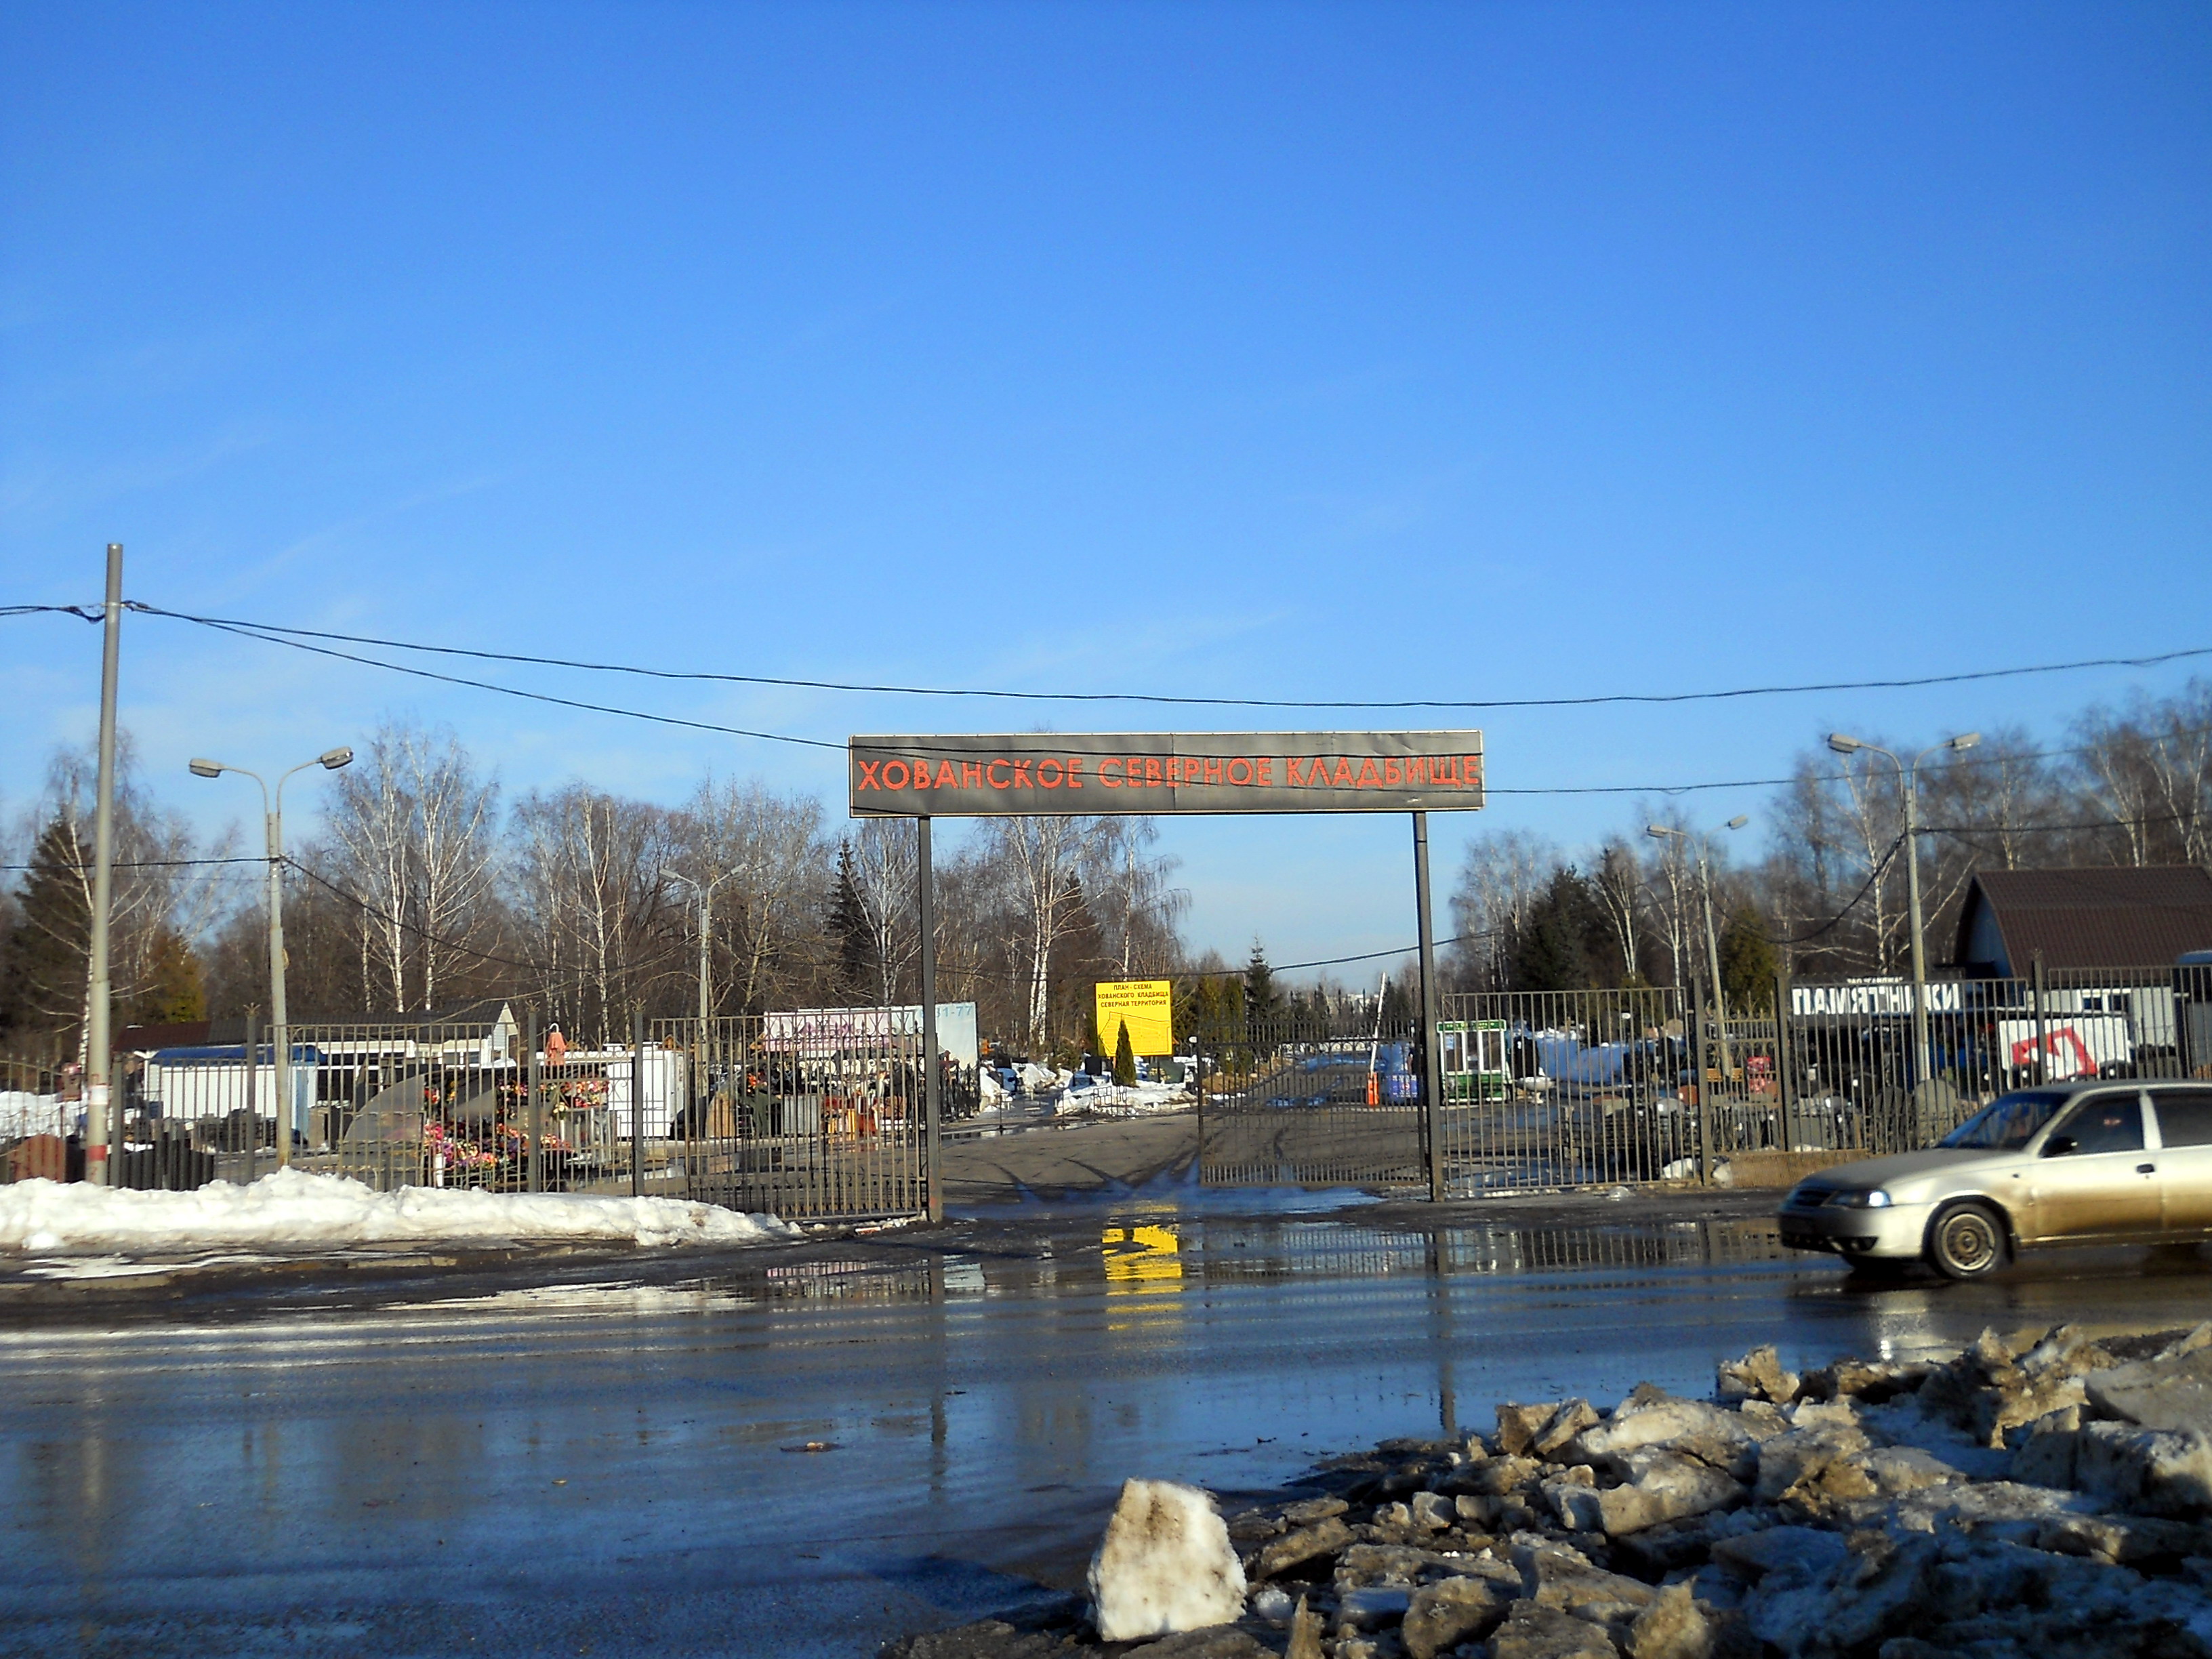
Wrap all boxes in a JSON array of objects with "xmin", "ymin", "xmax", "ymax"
[{"xmin": 1940, "ymin": 1090, "xmax": 2071, "ymax": 1150}]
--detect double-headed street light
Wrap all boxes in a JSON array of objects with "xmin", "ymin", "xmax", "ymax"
[
  {"xmin": 190, "ymin": 747, "xmax": 354, "ymax": 1168},
  {"xmin": 661, "ymin": 866, "xmax": 744, "ymax": 1029},
  {"xmin": 1826, "ymin": 730, "xmax": 1980, "ymax": 1090},
  {"xmin": 1647, "ymin": 817, "xmax": 1750, "ymax": 1077}
]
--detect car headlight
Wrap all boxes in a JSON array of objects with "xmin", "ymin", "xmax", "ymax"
[{"xmin": 1826, "ymin": 1189, "xmax": 1893, "ymax": 1209}]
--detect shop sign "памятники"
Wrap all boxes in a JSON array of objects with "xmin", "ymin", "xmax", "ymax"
[{"xmin": 848, "ymin": 732, "xmax": 1483, "ymax": 817}]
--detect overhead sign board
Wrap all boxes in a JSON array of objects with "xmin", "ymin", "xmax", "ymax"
[
  {"xmin": 849, "ymin": 731, "xmax": 1483, "ymax": 817},
  {"xmin": 1094, "ymin": 979, "xmax": 1174, "ymax": 1057}
]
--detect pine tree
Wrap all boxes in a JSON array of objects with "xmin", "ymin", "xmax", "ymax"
[
  {"xmin": 1509, "ymin": 867, "xmax": 1605, "ymax": 992},
  {"xmin": 823, "ymin": 840, "xmax": 874, "ymax": 1004},
  {"xmin": 1243, "ymin": 941, "xmax": 1281, "ymax": 1054},
  {"xmin": 1112, "ymin": 1019, "xmax": 1136, "ymax": 1086},
  {"xmin": 1719, "ymin": 905, "xmax": 1779, "ymax": 1015},
  {"xmin": 1243, "ymin": 942, "xmax": 1279, "ymax": 1021},
  {"xmin": 129, "ymin": 925, "xmax": 206, "ymax": 1025},
  {"xmin": 0, "ymin": 817, "xmax": 92, "ymax": 1048},
  {"xmin": 1381, "ymin": 974, "xmax": 1415, "ymax": 1027}
]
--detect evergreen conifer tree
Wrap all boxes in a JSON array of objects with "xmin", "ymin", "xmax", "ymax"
[
  {"xmin": 1112, "ymin": 1019, "xmax": 1136, "ymax": 1086},
  {"xmin": 130, "ymin": 925, "xmax": 207, "ymax": 1025},
  {"xmin": 823, "ymin": 840, "xmax": 874, "ymax": 1003},
  {"xmin": 1243, "ymin": 943, "xmax": 1279, "ymax": 1021},
  {"xmin": 0, "ymin": 817, "xmax": 92, "ymax": 1046}
]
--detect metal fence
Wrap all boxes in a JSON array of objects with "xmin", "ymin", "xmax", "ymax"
[
  {"xmin": 1436, "ymin": 987, "xmax": 1695, "ymax": 1191},
  {"xmin": 8, "ymin": 1006, "xmax": 946, "ymax": 1221},
  {"xmin": 0, "ymin": 1050, "xmax": 79, "ymax": 1184},
  {"xmin": 1760, "ymin": 959, "xmax": 2212, "ymax": 1158},
  {"xmin": 1194, "ymin": 994, "xmax": 1704, "ymax": 1195},
  {"xmin": 1195, "ymin": 1016, "xmax": 1430, "ymax": 1189},
  {"xmin": 1195, "ymin": 964, "xmax": 2212, "ymax": 1197},
  {"xmin": 11, "ymin": 958, "xmax": 2209, "ymax": 1210},
  {"xmin": 655, "ymin": 1012, "xmax": 932, "ymax": 1221}
]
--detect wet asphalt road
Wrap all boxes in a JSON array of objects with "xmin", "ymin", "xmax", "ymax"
[{"xmin": 4, "ymin": 1190, "xmax": 2212, "ymax": 1659}]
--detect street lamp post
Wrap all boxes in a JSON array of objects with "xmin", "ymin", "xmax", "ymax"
[
  {"xmin": 1826, "ymin": 731, "xmax": 1980, "ymax": 1090},
  {"xmin": 1648, "ymin": 818, "xmax": 1749, "ymax": 1077},
  {"xmin": 662, "ymin": 867, "xmax": 743, "ymax": 1029},
  {"xmin": 191, "ymin": 747, "xmax": 354, "ymax": 1168}
]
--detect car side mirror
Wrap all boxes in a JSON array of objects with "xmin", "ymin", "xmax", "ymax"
[{"xmin": 2043, "ymin": 1134, "xmax": 2078, "ymax": 1158}]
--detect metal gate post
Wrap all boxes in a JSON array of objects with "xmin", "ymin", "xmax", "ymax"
[
  {"xmin": 918, "ymin": 816, "xmax": 943, "ymax": 1225},
  {"xmin": 1193, "ymin": 1036, "xmax": 1206, "ymax": 1187},
  {"xmin": 1413, "ymin": 812, "xmax": 1445, "ymax": 1202},
  {"xmin": 1773, "ymin": 968, "xmax": 1794, "ymax": 1151},
  {"xmin": 243, "ymin": 1009, "xmax": 260, "ymax": 1177},
  {"xmin": 2031, "ymin": 951, "xmax": 2048, "ymax": 1087},
  {"xmin": 1690, "ymin": 979, "xmax": 1712, "ymax": 1185},
  {"xmin": 526, "ymin": 1009, "xmax": 542, "ymax": 1194},
  {"xmin": 631, "ymin": 1006, "xmax": 645, "ymax": 1197}
]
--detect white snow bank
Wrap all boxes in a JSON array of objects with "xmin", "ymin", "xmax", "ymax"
[{"xmin": 0, "ymin": 1169, "xmax": 801, "ymax": 1256}]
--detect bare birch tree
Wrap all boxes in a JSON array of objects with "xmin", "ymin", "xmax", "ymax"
[
  {"xmin": 676, "ymin": 776, "xmax": 830, "ymax": 1013},
  {"xmin": 1447, "ymin": 830, "xmax": 1559, "ymax": 990},
  {"xmin": 321, "ymin": 720, "xmax": 499, "ymax": 1011}
]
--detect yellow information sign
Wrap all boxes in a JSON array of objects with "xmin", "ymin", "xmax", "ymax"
[{"xmin": 1094, "ymin": 978, "xmax": 1174, "ymax": 1057}]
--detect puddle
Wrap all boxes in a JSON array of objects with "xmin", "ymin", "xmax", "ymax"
[{"xmin": 8, "ymin": 1207, "xmax": 2206, "ymax": 1658}]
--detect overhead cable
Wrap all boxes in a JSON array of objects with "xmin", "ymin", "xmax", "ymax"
[
  {"xmin": 122, "ymin": 601, "xmax": 2212, "ymax": 712},
  {"xmin": 10, "ymin": 599, "xmax": 2208, "ymax": 802},
  {"xmin": 0, "ymin": 855, "xmax": 268, "ymax": 873},
  {"xmin": 169, "ymin": 611, "xmax": 844, "ymax": 750}
]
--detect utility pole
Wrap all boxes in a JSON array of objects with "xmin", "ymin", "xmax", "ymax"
[{"xmin": 85, "ymin": 545, "xmax": 123, "ymax": 1183}]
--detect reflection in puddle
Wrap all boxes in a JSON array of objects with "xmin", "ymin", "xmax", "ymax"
[
  {"xmin": 690, "ymin": 1214, "xmax": 1795, "ymax": 1311},
  {"xmin": 1101, "ymin": 1225, "xmax": 1182, "ymax": 1289},
  {"xmin": 16, "ymin": 1202, "xmax": 2207, "ymax": 1659}
]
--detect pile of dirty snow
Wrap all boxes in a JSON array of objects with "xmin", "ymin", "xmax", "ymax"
[
  {"xmin": 0, "ymin": 1168, "xmax": 800, "ymax": 1256},
  {"xmin": 891, "ymin": 1322, "xmax": 2212, "ymax": 1659}
]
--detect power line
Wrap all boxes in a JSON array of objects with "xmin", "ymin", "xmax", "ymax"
[
  {"xmin": 1767, "ymin": 834, "xmax": 1908, "ymax": 947},
  {"xmin": 120, "ymin": 602, "xmax": 2212, "ymax": 711},
  {"xmin": 1176, "ymin": 934, "xmax": 1484, "ymax": 977},
  {"xmin": 12, "ymin": 597, "xmax": 2210, "ymax": 804},
  {"xmin": 106, "ymin": 609, "xmax": 2212, "ymax": 799},
  {"xmin": 280, "ymin": 857, "xmax": 576, "ymax": 981},
  {"xmin": 160, "ymin": 611, "xmax": 844, "ymax": 750},
  {"xmin": 117, "ymin": 605, "xmax": 2212, "ymax": 794},
  {"xmin": 1921, "ymin": 808, "xmax": 2206, "ymax": 838},
  {"xmin": 0, "ymin": 855, "xmax": 268, "ymax": 873}
]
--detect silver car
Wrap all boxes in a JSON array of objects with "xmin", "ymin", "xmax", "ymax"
[{"xmin": 1777, "ymin": 1080, "xmax": 2212, "ymax": 1279}]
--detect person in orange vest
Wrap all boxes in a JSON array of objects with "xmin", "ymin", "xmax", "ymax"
[{"xmin": 545, "ymin": 1024, "xmax": 569, "ymax": 1067}]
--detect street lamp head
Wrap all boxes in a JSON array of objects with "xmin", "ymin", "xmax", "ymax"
[
  {"xmin": 1948, "ymin": 732, "xmax": 1982, "ymax": 752},
  {"xmin": 319, "ymin": 747, "xmax": 354, "ymax": 770},
  {"xmin": 1645, "ymin": 824, "xmax": 1677, "ymax": 840},
  {"xmin": 188, "ymin": 758, "xmax": 223, "ymax": 779},
  {"xmin": 1726, "ymin": 815, "xmax": 1750, "ymax": 830},
  {"xmin": 1827, "ymin": 733, "xmax": 1864, "ymax": 755}
]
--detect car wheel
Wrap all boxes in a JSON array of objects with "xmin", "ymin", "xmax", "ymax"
[{"xmin": 1927, "ymin": 1201, "xmax": 2009, "ymax": 1280}]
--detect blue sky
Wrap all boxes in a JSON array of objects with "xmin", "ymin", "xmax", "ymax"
[{"xmin": 3, "ymin": 1, "xmax": 2208, "ymax": 973}]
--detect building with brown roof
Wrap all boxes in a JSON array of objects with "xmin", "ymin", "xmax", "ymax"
[{"xmin": 1954, "ymin": 866, "xmax": 2212, "ymax": 977}]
